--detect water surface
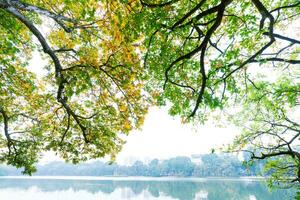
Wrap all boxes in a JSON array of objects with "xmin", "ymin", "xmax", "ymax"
[{"xmin": 0, "ymin": 176, "xmax": 295, "ymax": 200}]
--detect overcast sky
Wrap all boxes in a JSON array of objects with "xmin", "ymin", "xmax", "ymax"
[{"xmin": 116, "ymin": 107, "xmax": 238, "ymax": 164}]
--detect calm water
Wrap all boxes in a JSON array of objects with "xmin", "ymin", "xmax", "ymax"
[{"xmin": 0, "ymin": 176, "xmax": 295, "ymax": 200}]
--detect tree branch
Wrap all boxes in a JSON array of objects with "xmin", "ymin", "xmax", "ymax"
[{"xmin": 4, "ymin": 4, "xmax": 90, "ymax": 143}]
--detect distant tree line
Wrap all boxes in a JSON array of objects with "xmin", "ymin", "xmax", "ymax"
[{"xmin": 0, "ymin": 154, "xmax": 265, "ymax": 177}]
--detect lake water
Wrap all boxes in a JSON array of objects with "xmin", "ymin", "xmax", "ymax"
[{"xmin": 0, "ymin": 176, "xmax": 295, "ymax": 200}]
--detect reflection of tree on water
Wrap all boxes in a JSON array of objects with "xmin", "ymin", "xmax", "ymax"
[{"xmin": 0, "ymin": 178, "xmax": 294, "ymax": 200}]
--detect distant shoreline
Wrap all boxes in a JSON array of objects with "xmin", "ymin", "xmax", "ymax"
[{"xmin": 0, "ymin": 175, "xmax": 267, "ymax": 182}]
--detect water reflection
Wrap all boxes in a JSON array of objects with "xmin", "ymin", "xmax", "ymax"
[{"xmin": 0, "ymin": 177, "xmax": 295, "ymax": 200}]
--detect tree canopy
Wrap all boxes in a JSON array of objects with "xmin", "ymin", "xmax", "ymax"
[
  {"xmin": 134, "ymin": 0, "xmax": 300, "ymax": 187},
  {"xmin": 0, "ymin": 0, "xmax": 299, "ymax": 187},
  {"xmin": 0, "ymin": 0, "xmax": 149, "ymax": 174}
]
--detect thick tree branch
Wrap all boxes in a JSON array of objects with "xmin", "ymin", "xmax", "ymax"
[
  {"xmin": 222, "ymin": 0, "xmax": 276, "ymax": 81},
  {"xmin": 140, "ymin": 0, "xmax": 179, "ymax": 8},
  {"xmin": 2, "ymin": 0, "xmax": 77, "ymax": 32},
  {"xmin": 251, "ymin": 150, "xmax": 300, "ymax": 160},
  {"xmin": 270, "ymin": 2, "xmax": 300, "ymax": 13},
  {"xmin": 3, "ymin": 4, "xmax": 90, "ymax": 143},
  {"xmin": 0, "ymin": 107, "xmax": 12, "ymax": 154},
  {"xmin": 263, "ymin": 32, "xmax": 300, "ymax": 44},
  {"xmin": 164, "ymin": 0, "xmax": 232, "ymax": 92},
  {"xmin": 171, "ymin": 0, "xmax": 206, "ymax": 29},
  {"xmin": 250, "ymin": 57, "xmax": 300, "ymax": 64}
]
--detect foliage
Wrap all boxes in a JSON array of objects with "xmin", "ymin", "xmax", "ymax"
[
  {"xmin": 134, "ymin": 0, "xmax": 299, "ymax": 118},
  {"xmin": 227, "ymin": 77, "xmax": 300, "ymax": 187},
  {"xmin": 0, "ymin": 0, "xmax": 150, "ymax": 174},
  {"xmin": 129, "ymin": 0, "xmax": 300, "ymax": 187}
]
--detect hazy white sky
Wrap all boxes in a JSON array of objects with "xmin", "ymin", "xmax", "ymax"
[{"xmin": 116, "ymin": 107, "xmax": 238, "ymax": 164}]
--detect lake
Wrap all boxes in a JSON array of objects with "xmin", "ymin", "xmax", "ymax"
[{"xmin": 0, "ymin": 176, "xmax": 295, "ymax": 200}]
